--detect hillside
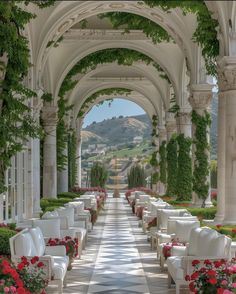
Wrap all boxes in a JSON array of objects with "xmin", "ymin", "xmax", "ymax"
[{"xmin": 81, "ymin": 114, "xmax": 152, "ymax": 148}]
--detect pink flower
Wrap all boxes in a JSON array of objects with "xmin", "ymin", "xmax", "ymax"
[
  {"xmin": 223, "ymin": 291, "xmax": 234, "ymax": 294},
  {"xmin": 221, "ymin": 280, "xmax": 228, "ymax": 285},
  {"xmin": 4, "ymin": 287, "xmax": 10, "ymax": 293},
  {"xmin": 9, "ymin": 286, "xmax": 16, "ymax": 293},
  {"xmin": 232, "ymin": 283, "xmax": 236, "ymax": 288}
]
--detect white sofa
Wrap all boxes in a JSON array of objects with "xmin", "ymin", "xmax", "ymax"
[
  {"xmin": 166, "ymin": 227, "xmax": 232, "ymax": 294},
  {"xmin": 10, "ymin": 227, "xmax": 69, "ymax": 293}
]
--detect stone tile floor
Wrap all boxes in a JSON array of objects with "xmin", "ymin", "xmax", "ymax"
[{"xmin": 47, "ymin": 194, "xmax": 188, "ymax": 293}]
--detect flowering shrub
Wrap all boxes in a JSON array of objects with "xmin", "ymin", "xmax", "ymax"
[
  {"xmin": 47, "ymin": 236, "xmax": 79, "ymax": 260},
  {"xmin": 0, "ymin": 256, "xmax": 47, "ymax": 294},
  {"xmin": 162, "ymin": 239, "xmax": 185, "ymax": 259},
  {"xmin": 186, "ymin": 258, "xmax": 236, "ymax": 293}
]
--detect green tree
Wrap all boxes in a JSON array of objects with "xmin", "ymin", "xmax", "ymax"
[
  {"xmin": 127, "ymin": 164, "xmax": 146, "ymax": 188},
  {"xmin": 90, "ymin": 162, "xmax": 108, "ymax": 188}
]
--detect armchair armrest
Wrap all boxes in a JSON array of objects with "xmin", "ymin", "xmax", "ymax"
[
  {"xmin": 45, "ymin": 245, "xmax": 66, "ymax": 256},
  {"xmin": 159, "ymin": 233, "xmax": 175, "ymax": 244},
  {"xmin": 170, "ymin": 245, "xmax": 187, "ymax": 256},
  {"xmin": 60, "ymin": 229, "xmax": 76, "ymax": 238}
]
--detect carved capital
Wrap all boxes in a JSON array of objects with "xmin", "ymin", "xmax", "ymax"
[
  {"xmin": 41, "ymin": 106, "xmax": 58, "ymax": 126},
  {"xmin": 189, "ymin": 84, "xmax": 213, "ymax": 110},
  {"xmin": 218, "ymin": 56, "xmax": 236, "ymax": 91},
  {"xmin": 177, "ymin": 111, "xmax": 192, "ymax": 125}
]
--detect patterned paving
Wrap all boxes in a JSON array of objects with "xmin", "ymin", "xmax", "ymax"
[{"xmin": 47, "ymin": 194, "xmax": 185, "ymax": 293}]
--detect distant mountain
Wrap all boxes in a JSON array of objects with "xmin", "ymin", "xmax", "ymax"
[{"xmin": 81, "ymin": 114, "xmax": 152, "ymax": 148}]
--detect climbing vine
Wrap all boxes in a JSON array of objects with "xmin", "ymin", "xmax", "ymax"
[
  {"xmin": 68, "ymin": 131, "xmax": 77, "ymax": 189},
  {"xmin": 57, "ymin": 98, "xmax": 73, "ymax": 171},
  {"xmin": 78, "ymin": 88, "xmax": 131, "ymax": 118},
  {"xmin": 99, "ymin": 12, "xmax": 171, "ymax": 44},
  {"xmin": 59, "ymin": 48, "xmax": 169, "ymax": 99},
  {"xmin": 176, "ymin": 134, "xmax": 192, "ymax": 201},
  {"xmin": 191, "ymin": 110, "xmax": 211, "ymax": 203},
  {"xmin": 142, "ymin": 0, "xmax": 219, "ymax": 76},
  {"xmin": 0, "ymin": 1, "xmax": 55, "ymax": 193},
  {"xmin": 151, "ymin": 115, "xmax": 158, "ymax": 137},
  {"xmin": 159, "ymin": 141, "xmax": 167, "ymax": 185},
  {"xmin": 166, "ymin": 134, "xmax": 178, "ymax": 196}
]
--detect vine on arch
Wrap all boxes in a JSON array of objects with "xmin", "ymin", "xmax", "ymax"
[
  {"xmin": 159, "ymin": 140, "xmax": 167, "ymax": 185},
  {"xmin": 142, "ymin": 0, "xmax": 219, "ymax": 76},
  {"xmin": 78, "ymin": 88, "xmax": 131, "ymax": 118},
  {"xmin": 0, "ymin": 1, "xmax": 55, "ymax": 193},
  {"xmin": 191, "ymin": 110, "xmax": 211, "ymax": 204},
  {"xmin": 59, "ymin": 48, "xmax": 171, "ymax": 99}
]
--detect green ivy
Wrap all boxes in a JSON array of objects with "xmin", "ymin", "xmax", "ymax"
[
  {"xmin": 152, "ymin": 171, "xmax": 159, "ymax": 185},
  {"xmin": 68, "ymin": 131, "xmax": 77, "ymax": 189},
  {"xmin": 99, "ymin": 12, "xmax": 171, "ymax": 44},
  {"xmin": 159, "ymin": 141, "xmax": 167, "ymax": 184},
  {"xmin": 78, "ymin": 88, "xmax": 131, "ymax": 118},
  {"xmin": 150, "ymin": 151, "xmax": 158, "ymax": 167},
  {"xmin": 142, "ymin": 0, "xmax": 219, "ymax": 76},
  {"xmin": 191, "ymin": 110, "xmax": 211, "ymax": 203},
  {"xmin": 176, "ymin": 134, "xmax": 192, "ymax": 201},
  {"xmin": 59, "ymin": 48, "xmax": 168, "ymax": 99},
  {"xmin": 166, "ymin": 134, "xmax": 178, "ymax": 196},
  {"xmin": 0, "ymin": 1, "xmax": 55, "ymax": 193},
  {"xmin": 151, "ymin": 115, "xmax": 159, "ymax": 137},
  {"xmin": 56, "ymin": 98, "xmax": 73, "ymax": 171}
]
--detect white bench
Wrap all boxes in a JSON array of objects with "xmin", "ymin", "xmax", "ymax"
[{"xmin": 10, "ymin": 227, "xmax": 68, "ymax": 294}]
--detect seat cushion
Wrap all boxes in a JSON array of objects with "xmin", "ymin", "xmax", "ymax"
[
  {"xmin": 166, "ymin": 256, "xmax": 184, "ymax": 280},
  {"xmin": 167, "ymin": 217, "xmax": 198, "ymax": 234},
  {"xmin": 33, "ymin": 219, "xmax": 61, "ymax": 239},
  {"xmin": 52, "ymin": 256, "xmax": 69, "ymax": 280},
  {"xmin": 57, "ymin": 207, "xmax": 75, "ymax": 227},
  {"xmin": 188, "ymin": 227, "xmax": 203, "ymax": 256},
  {"xmin": 206, "ymin": 234, "xmax": 226, "ymax": 257},
  {"xmin": 196, "ymin": 228, "xmax": 218, "ymax": 256},
  {"xmin": 15, "ymin": 232, "xmax": 37, "ymax": 257},
  {"xmin": 29, "ymin": 227, "xmax": 46, "ymax": 256}
]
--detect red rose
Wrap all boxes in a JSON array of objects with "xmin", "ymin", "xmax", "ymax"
[
  {"xmin": 17, "ymin": 287, "xmax": 26, "ymax": 294},
  {"xmin": 208, "ymin": 278, "xmax": 217, "ymax": 285},
  {"xmin": 214, "ymin": 260, "xmax": 223, "ymax": 268},
  {"xmin": 189, "ymin": 281, "xmax": 197, "ymax": 292},
  {"xmin": 192, "ymin": 260, "xmax": 200, "ymax": 267},
  {"xmin": 16, "ymin": 279, "xmax": 24, "ymax": 287},
  {"xmin": 207, "ymin": 269, "xmax": 217, "ymax": 276},
  {"xmin": 37, "ymin": 262, "xmax": 44, "ymax": 268},
  {"xmin": 217, "ymin": 289, "xmax": 225, "ymax": 294},
  {"xmin": 191, "ymin": 272, "xmax": 199, "ymax": 280},
  {"xmin": 204, "ymin": 259, "xmax": 212, "ymax": 265},
  {"xmin": 31, "ymin": 256, "xmax": 39, "ymax": 264},
  {"xmin": 185, "ymin": 275, "xmax": 190, "ymax": 281},
  {"xmin": 17, "ymin": 262, "xmax": 25, "ymax": 270}
]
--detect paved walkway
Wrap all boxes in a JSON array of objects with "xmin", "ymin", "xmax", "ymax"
[{"xmin": 49, "ymin": 195, "xmax": 178, "ymax": 293}]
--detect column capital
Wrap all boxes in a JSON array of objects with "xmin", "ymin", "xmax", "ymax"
[
  {"xmin": 41, "ymin": 106, "xmax": 58, "ymax": 126},
  {"xmin": 177, "ymin": 111, "xmax": 192, "ymax": 125},
  {"xmin": 218, "ymin": 56, "xmax": 236, "ymax": 91},
  {"xmin": 189, "ymin": 84, "xmax": 213, "ymax": 110}
]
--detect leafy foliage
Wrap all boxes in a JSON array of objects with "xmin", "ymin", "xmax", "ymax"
[
  {"xmin": 127, "ymin": 164, "xmax": 146, "ymax": 188},
  {"xmin": 78, "ymin": 88, "xmax": 131, "ymax": 118},
  {"xmin": 68, "ymin": 131, "xmax": 77, "ymax": 189},
  {"xmin": 90, "ymin": 162, "xmax": 108, "ymax": 188},
  {"xmin": 159, "ymin": 141, "xmax": 167, "ymax": 184},
  {"xmin": 142, "ymin": 0, "xmax": 219, "ymax": 76},
  {"xmin": 99, "ymin": 12, "xmax": 171, "ymax": 44},
  {"xmin": 59, "ymin": 48, "xmax": 167, "ymax": 100},
  {"xmin": 176, "ymin": 134, "xmax": 192, "ymax": 201},
  {"xmin": 0, "ymin": 1, "xmax": 55, "ymax": 193},
  {"xmin": 191, "ymin": 110, "xmax": 211, "ymax": 203},
  {"xmin": 0, "ymin": 227, "xmax": 16, "ymax": 255},
  {"xmin": 166, "ymin": 134, "xmax": 178, "ymax": 196}
]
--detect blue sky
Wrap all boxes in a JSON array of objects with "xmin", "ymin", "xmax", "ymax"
[{"xmin": 82, "ymin": 99, "xmax": 145, "ymax": 128}]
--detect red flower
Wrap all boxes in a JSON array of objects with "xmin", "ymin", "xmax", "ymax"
[
  {"xmin": 185, "ymin": 275, "xmax": 190, "ymax": 281},
  {"xmin": 17, "ymin": 287, "xmax": 26, "ymax": 294},
  {"xmin": 37, "ymin": 262, "xmax": 44, "ymax": 268},
  {"xmin": 204, "ymin": 259, "xmax": 212, "ymax": 265},
  {"xmin": 217, "ymin": 289, "xmax": 225, "ymax": 294},
  {"xmin": 16, "ymin": 279, "xmax": 24, "ymax": 288},
  {"xmin": 191, "ymin": 271, "xmax": 199, "ymax": 280},
  {"xmin": 17, "ymin": 262, "xmax": 25, "ymax": 270},
  {"xmin": 208, "ymin": 278, "xmax": 217, "ymax": 285},
  {"xmin": 30, "ymin": 256, "xmax": 39, "ymax": 265},
  {"xmin": 207, "ymin": 269, "xmax": 217, "ymax": 276},
  {"xmin": 189, "ymin": 281, "xmax": 197, "ymax": 292},
  {"xmin": 192, "ymin": 260, "xmax": 200, "ymax": 267},
  {"xmin": 214, "ymin": 260, "xmax": 223, "ymax": 268},
  {"xmin": 232, "ymin": 228, "xmax": 236, "ymax": 235}
]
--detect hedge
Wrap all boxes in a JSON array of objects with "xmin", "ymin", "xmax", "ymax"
[
  {"xmin": 57, "ymin": 192, "xmax": 79, "ymax": 199},
  {"xmin": 0, "ymin": 228, "xmax": 17, "ymax": 255}
]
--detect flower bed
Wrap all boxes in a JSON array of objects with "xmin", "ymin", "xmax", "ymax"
[
  {"xmin": 162, "ymin": 239, "xmax": 186, "ymax": 259},
  {"xmin": 0, "ymin": 256, "xmax": 48, "ymax": 293},
  {"xmin": 85, "ymin": 208, "xmax": 98, "ymax": 225},
  {"xmin": 186, "ymin": 258, "xmax": 236, "ymax": 293}
]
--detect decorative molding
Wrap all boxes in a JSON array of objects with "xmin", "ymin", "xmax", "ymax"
[
  {"xmin": 189, "ymin": 84, "xmax": 213, "ymax": 110},
  {"xmin": 218, "ymin": 56, "xmax": 236, "ymax": 91},
  {"xmin": 64, "ymin": 29, "xmax": 149, "ymax": 41},
  {"xmin": 41, "ymin": 106, "xmax": 58, "ymax": 126}
]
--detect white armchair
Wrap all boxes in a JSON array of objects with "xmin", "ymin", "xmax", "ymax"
[
  {"xmin": 158, "ymin": 220, "xmax": 200, "ymax": 270},
  {"xmin": 10, "ymin": 227, "xmax": 69, "ymax": 294},
  {"xmin": 166, "ymin": 227, "xmax": 232, "ymax": 294}
]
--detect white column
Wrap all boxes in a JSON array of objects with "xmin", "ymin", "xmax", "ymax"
[
  {"xmin": 217, "ymin": 57, "xmax": 236, "ymax": 223},
  {"xmin": 158, "ymin": 126, "xmax": 167, "ymax": 195},
  {"xmin": 41, "ymin": 106, "xmax": 58, "ymax": 198},
  {"xmin": 177, "ymin": 111, "xmax": 192, "ymax": 138},
  {"xmin": 166, "ymin": 112, "xmax": 177, "ymax": 142},
  {"xmin": 189, "ymin": 84, "xmax": 213, "ymax": 207},
  {"xmin": 57, "ymin": 141, "xmax": 69, "ymax": 194}
]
